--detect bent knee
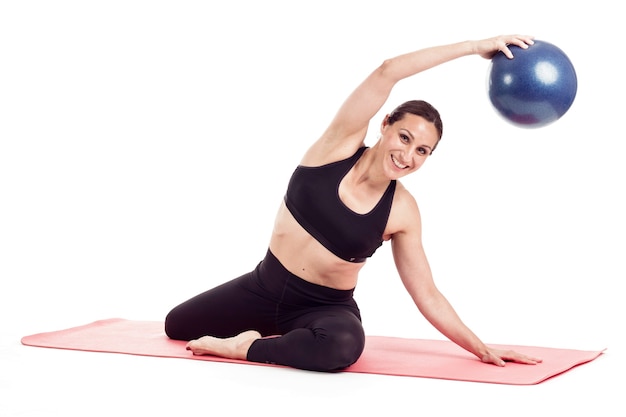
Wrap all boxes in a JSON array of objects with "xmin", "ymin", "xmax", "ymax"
[
  {"xmin": 316, "ymin": 329, "xmax": 365, "ymax": 371},
  {"xmin": 164, "ymin": 309, "xmax": 187, "ymax": 340}
]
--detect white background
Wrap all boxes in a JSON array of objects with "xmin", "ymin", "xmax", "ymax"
[{"xmin": 1, "ymin": 1, "xmax": 624, "ymax": 416}]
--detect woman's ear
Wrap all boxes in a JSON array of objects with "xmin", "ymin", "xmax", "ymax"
[{"xmin": 381, "ymin": 114, "xmax": 390, "ymax": 130}]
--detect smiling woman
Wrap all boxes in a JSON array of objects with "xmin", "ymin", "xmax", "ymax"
[
  {"xmin": 378, "ymin": 106, "xmax": 439, "ymax": 177},
  {"xmin": 164, "ymin": 34, "xmax": 544, "ymax": 372}
]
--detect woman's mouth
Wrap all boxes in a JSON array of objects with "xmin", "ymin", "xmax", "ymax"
[{"xmin": 391, "ymin": 155, "xmax": 408, "ymax": 169}]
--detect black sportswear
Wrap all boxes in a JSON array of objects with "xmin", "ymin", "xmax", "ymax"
[{"xmin": 284, "ymin": 147, "xmax": 396, "ymax": 262}]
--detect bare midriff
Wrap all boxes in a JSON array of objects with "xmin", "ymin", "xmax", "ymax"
[{"xmin": 268, "ymin": 201, "xmax": 366, "ymax": 290}]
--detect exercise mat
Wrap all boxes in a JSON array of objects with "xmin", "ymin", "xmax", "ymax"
[{"xmin": 21, "ymin": 318, "xmax": 604, "ymax": 385}]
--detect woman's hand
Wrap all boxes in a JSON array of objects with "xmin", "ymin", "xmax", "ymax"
[
  {"xmin": 473, "ymin": 34, "xmax": 535, "ymax": 60},
  {"xmin": 481, "ymin": 347, "xmax": 543, "ymax": 366}
]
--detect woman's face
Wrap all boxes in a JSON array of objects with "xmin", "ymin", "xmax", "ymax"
[{"xmin": 379, "ymin": 113, "xmax": 439, "ymax": 179}]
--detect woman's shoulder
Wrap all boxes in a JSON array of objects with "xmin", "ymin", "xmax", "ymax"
[
  {"xmin": 392, "ymin": 181, "xmax": 417, "ymax": 207},
  {"xmin": 386, "ymin": 182, "xmax": 422, "ymax": 236}
]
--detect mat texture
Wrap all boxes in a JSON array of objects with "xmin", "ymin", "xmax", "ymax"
[{"xmin": 21, "ymin": 318, "xmax": 604, "ymax": 385}]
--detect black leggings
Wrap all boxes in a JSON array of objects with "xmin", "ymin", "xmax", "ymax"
[{"xmin": 164, "ymin": 249, "xmax": 366, "ymax": 372}]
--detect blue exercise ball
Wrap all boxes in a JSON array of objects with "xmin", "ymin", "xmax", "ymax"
[{"xmin": 487, "ymin": 40, "xmax": 577, "ymax": 128}]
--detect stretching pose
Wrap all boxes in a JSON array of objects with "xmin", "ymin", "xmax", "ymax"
[{"xmin": 165, "ymin": 34, "xmax": 543, "ymax": 372}]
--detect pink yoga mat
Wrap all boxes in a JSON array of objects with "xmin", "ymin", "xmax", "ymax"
[{"xmin": 21, "ymin": 318, "xmax": 604, "ymax": 385}]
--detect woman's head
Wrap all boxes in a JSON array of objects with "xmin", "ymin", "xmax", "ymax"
[{"xmin": 387, "ymin": 100, "xmax": 443, "ymax": 152}]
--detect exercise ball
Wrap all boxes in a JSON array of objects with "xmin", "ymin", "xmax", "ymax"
[{"xmin": 487, "ymin": 40, "xmax": 577, "ymax": 128}]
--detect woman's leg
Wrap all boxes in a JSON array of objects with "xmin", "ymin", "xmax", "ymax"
[
  {"xmin": 166, "ymin": 249, "xmax": 366, "ymax": 372},
  {"xmin": 185, "ymin": 307, "xmax": 366, "ymax": 370},
  {"xmin": 164, "ymin": 264, "xmax": 280, "ymax": 341},
  {"xmin": 247, "ymin": 308, "xmax": 366, "ymax": 372}
]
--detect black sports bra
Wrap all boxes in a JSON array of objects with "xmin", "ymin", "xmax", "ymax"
[{"xmin": 284, "ymin": 147, "xmax": 396, "ymax": 263}]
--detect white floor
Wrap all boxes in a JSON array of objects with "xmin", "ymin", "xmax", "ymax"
[{"xmin": 2, "ymin": 1, "xmax": 625, "ymax": 416}]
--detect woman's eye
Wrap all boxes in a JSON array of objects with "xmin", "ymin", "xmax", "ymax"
[
  {"xmin": 400, "ymin": 134, "xmax": 409, "ymax": 143},
  {"xmin": 417, "ymin": 147, "xmax": 427, "ymax": 155}
]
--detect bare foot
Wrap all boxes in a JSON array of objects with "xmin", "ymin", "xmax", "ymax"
[{"xmin": 186, "ymin": 330, "xmax": 262, "ymax": 360}]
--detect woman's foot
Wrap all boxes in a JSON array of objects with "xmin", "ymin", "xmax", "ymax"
[{"xmin": 186, "ymin": 330, "xmax": 262, "ymax": 360}]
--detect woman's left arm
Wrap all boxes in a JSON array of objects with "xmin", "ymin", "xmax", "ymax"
[{"xmin": 390, "ymin": 195, "xmax": 542, "ymax": 366}]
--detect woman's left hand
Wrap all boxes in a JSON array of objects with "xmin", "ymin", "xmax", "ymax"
[
  {"xmin": 473, "ymin": 34, "xmax": 535, "ymax": 60},
  {"xmin": 481, "ymin": 348, "xmax": 543, "ymax": 366}
]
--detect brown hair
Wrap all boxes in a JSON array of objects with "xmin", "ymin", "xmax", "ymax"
[{"xmin": 387, "ymin": 100, "xmax": 443, "ymax": 152}]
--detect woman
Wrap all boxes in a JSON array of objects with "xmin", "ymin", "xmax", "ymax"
[{"xmin": 165, "ymin": 34, "xmax": 543, "ymax": 372}]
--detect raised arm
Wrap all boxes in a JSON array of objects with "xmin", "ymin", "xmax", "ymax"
[{"xmin": 302, "ymin": 34, "xmax": 534, "ymax": 164}]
